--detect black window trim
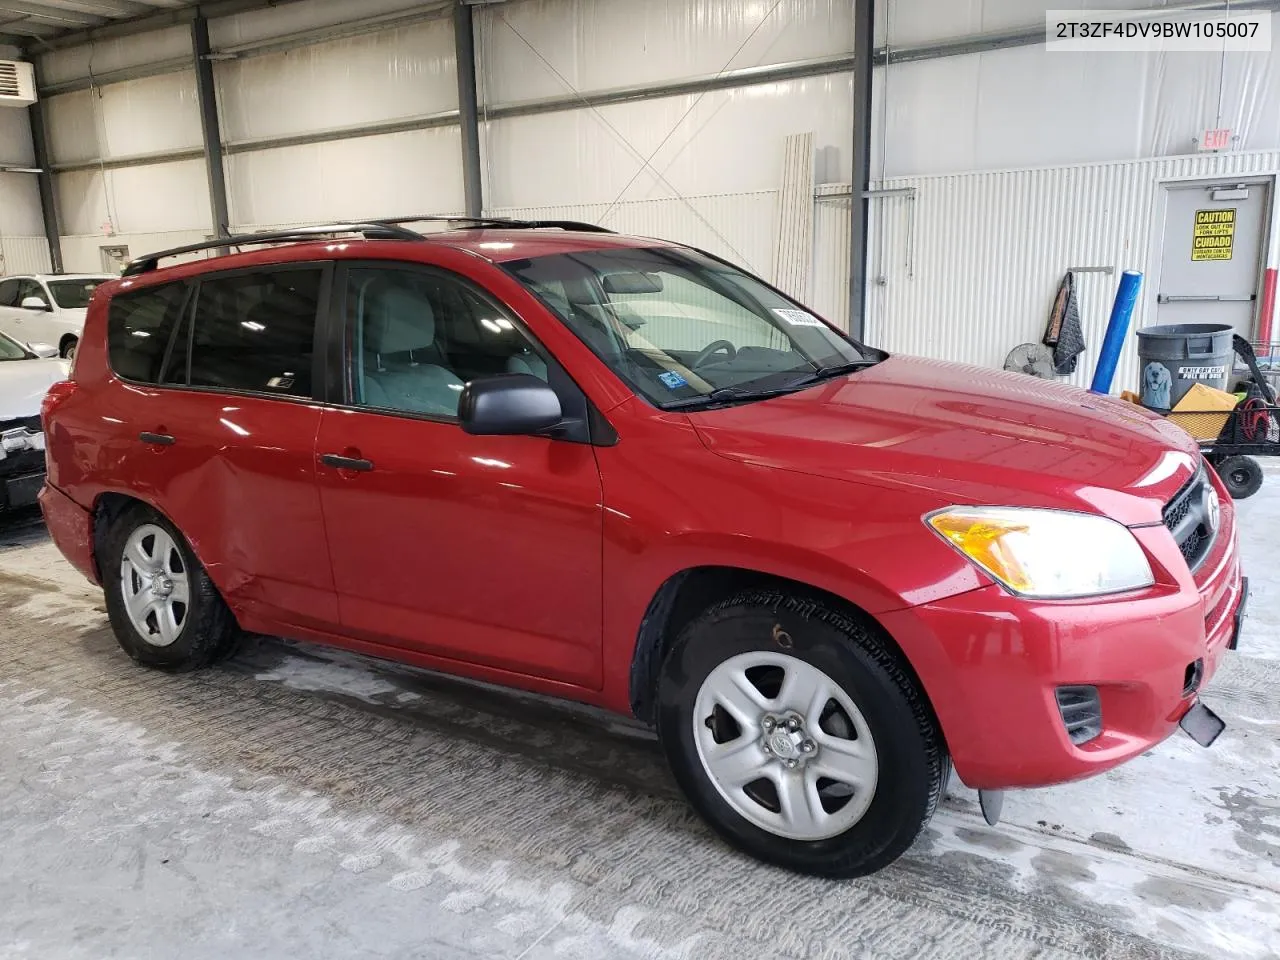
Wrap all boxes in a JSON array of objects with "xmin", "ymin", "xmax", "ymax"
[{"xmin": 324, "ymin": 259, "xmax": 612, "ymax": 445}]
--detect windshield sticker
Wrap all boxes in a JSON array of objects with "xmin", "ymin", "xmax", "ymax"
[
  {"xmin": 658, "ymin": 370, "xmax": 689, "ymax": 390},
  {"xmin": 773, "ymin": 308, "xmax": 824, "ymax": 327}
]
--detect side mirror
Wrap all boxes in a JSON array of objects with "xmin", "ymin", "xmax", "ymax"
[
  {"xmin": 459, "ymin": 373, "xmax": 562, "ymax": 436},
  {"xmin": 21, "ymin": 296, "xmax": 50, "ymax": 311},
  {"xmin": 26, "ymin": 342, "xmax": 58, "ymax": 358}
]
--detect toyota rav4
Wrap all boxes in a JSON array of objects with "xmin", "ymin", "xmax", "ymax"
[{"xmin": 38, "ymin": 218, "xmax": 1246, "ymax": 877}]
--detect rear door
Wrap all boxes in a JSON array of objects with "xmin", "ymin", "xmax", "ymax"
[
  {"xmin": 313, "ymin": 261, "xmax": 605, "ymax": 687},
  {"xmin": 102, "ymin": 265, "xmax": 340, "ymax": 632}
]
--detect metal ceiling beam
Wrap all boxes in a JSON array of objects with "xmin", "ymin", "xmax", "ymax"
[
  {"xmin": 28, "ymin": 91, "xmax": 64, "ymax": 273},
  {"xmin": 849, "ymin": 0, "xmax": 872, "ymax": 340},
  {"xmin": 453, "ymin": 0, "xmax": 481, "ymax": 217},
  {"xmin": 20, "ymin": 0, "xmax": 312, "ymax": 52},
  {"xmin": 0, "ymin": 1, "xmax": 106, "ymax": 26},
  {"xmin": 191, "ymin": 12, "xmax": 228, "ymax": 239},
  {"xmin": 22, "ymin": 0, "xmax": 152, "ymax": 14}
]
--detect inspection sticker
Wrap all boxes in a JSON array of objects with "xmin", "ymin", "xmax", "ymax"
[
  {"xmin": 658, "ymin": 370, "xmax": 688, "ymax": 389},
  {"xmin": 1192, "ymin": 208, "xmax": 1235, "ymax": 261},
  {"xmin": 773, "ymin": 308, "xmax": 825, "ymax": 327}
]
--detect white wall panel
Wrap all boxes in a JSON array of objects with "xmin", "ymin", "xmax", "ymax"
[
  {"xmin": 0, "ymin": 174, "xmax": 44, "ymax": 237},
  {"xmin": 55, "ymin": 160, "xmax": 210, "ymax": 236},
  {"xmin": 491, "ymin": 191, "xmax": 779, "ymax": 280},
  {"xmin": 851, "ymin": 150, "xmax": 1280, "ymax": 396},
  {"xmin": 45, "ymin": 72, "xmax": 202, "ymax": 165},
  {"xmin": 225, "ymin": 127, "xmax": 464, "ymax": 228},
  {"xmin": 484, "ymin": 74, "xmax": 852, "ymax": 208},
  {"xmin": 479, "ymin": 0, "xmax": 853, "ymax": 105},
  {"xmin": 0, "ymin": 237, "xmax": 52, "ymax": 277},
  {"xmin": 39, "ymin": 26, "xmax": 191, "ymax": 88},
  {"xmin": 215, "ymin": 21, "xmax": 457, "ymax": 143},
  {"xmin": 878, "ymin": 9, "xmax": 1280, "ymax": 176},
  {"xmin": 0, "ymin": 106, "xmax": 34, "ymax": 166},
  {"xmin": 881, "ymin": 0, "xmax": 1172, "ymax": 47},
  {"xmin": 59, "ymin": 230, "xmax": 210, "ymax": 274},
  {"xmin": 210, "ymin": 0, "xmax": 444, "ymax": 49}
]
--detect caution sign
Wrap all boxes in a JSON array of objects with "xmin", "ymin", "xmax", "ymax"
[{"xmin": 1192, "ymin": 208, "xmax": 1236, "ymax": 261}]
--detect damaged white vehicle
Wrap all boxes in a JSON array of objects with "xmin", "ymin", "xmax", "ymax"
[{"xmin": 0, "ymin": 331, "xmax": 67, "ymax": 514}]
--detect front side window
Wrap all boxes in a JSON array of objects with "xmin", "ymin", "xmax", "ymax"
[
  {"xmin": 0, "ymin": 333, "xmax": 29, "ymax": 361},
  {"xmin": 17, "ymin": 280, "xmax": 48, "ymax": 308},
  {"xmin": 48, "ymin": 278, "xmax": 108, "ymax": 309},
  {"xmin": 504, "ymin": 247, "xmax": 876, "ymax": 408},
  {"xmin": 186, "ymin": 268, "xmax": 322, "ymax": 398},
  {"xmin": 345, "ymin": 266, "xmax": 549, "ymax": 418},
  {"xmin": 106, "ymin": 282, "xmax": 189, "ymax": 383}
]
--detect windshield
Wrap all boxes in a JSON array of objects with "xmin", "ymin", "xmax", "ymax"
[
  {"xmin": 48, "ymin": 278, "xmax": 108, "ymax": 309},
  {"xmin": 0, "ymin": 333, "xmax": 29, "ymax": 361},
  {"xmin": 504, "ymin": 247, "xmax": 875, "ymax": 407}
]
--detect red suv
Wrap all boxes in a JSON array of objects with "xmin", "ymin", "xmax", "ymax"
[{"xmin": 39, "ymin": 218, "xmax": 1246, "ymax": 877}]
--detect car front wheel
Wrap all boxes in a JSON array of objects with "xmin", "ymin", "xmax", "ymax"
[
  {"xmin": 657, "ymin": 590, "xmax": 946, "ymax": 877},
  {"xmin": 102, "ymin": 503, "xmax": 239, "ymax": 670},
  {"xmin": 60, "ymin": 337, "xmax": 77, "ymax": 360}
]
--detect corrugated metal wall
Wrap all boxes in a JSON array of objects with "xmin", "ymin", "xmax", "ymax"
[
  {"xmin": 0, "ymin": 237, "xmax": 53, "ymax": 276},
  {"xmin": 853, "ymin": 149, "xmax": 1280, "ymax": 392}
]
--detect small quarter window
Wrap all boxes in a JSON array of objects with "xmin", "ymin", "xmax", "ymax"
[{"xmin": 106, "ymin": 282, "xmax": 190, "ymax": 384}]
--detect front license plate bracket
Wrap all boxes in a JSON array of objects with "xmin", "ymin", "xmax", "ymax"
[{"xmin": 1179, "ymin": 701, "xmax": 1226, "ymax": 747}]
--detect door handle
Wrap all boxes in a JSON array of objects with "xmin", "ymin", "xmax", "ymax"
[
  {"xmin": 320, "ymin": 453, "xmax": 374, "ymax": 472},
  {"xmin": 139, "ymin": 431, "xmax": 175, "ymax": 446}
]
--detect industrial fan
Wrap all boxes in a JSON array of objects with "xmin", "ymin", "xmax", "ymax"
[{"xmin": 1004, "ymin": 343, "xmax": 1057, "ymax": 380}]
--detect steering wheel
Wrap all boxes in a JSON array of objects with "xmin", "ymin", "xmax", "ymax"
[{"xmin": 692, "ymin": 340, "xmax": 737, "ymax": 368}]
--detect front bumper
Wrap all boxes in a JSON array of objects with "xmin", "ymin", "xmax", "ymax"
[
  {"xmin": 881, "ymin": 501, "xmax": 1244, "ymax": 790},
  {"xmin": 0, "ymin": 425, "xmax": 46, "ymax": 512}
]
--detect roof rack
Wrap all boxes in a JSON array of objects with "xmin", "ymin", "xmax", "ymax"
[
  {"xmin": 121, "ymin": 215, "xmax": 615, "ymax": 277},
  {"xmin": 372, "ymin": 214, "xmax": 614, "ymax": 234},
  {"xmin": 121, "ymin": 222, "xmax": 425, "ymax": 277}
]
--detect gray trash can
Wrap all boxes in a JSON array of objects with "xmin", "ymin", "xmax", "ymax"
[{"xmin": 1135, "ymin": 323, "xmax": 1234, "ymax": 410}]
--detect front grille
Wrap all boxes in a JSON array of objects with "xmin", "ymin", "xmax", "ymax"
[
  {"xmin": 1162, "ymin": 468, "xmax": 1216, "ymax": 570},
  {"xmin": 1056, "ymin": 686, "xmax": 1102, "ymax": 745}
]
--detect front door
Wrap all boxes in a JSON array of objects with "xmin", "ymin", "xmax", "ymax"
[
  {"xmin": 314, "ymin": 262, "xmax": 605, "ymax": 687},
  {"xmin": 1156, "ymin": 180, "xmax": 1271, "ymax": 338}
]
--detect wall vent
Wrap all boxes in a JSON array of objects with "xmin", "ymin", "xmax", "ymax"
[{"xmin": 0, "ymin": 61, "xmax": 36, "ymax": 108}]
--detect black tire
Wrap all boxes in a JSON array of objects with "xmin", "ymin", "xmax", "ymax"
[
  {"xmin": 1216, "ymin": 455, "xmax": 1263, "ymax": 500},
  {"xmin": 657, "ymin": 589, "xmax": 946, "ymax": 878},
  {"xmin": 60, "ymin": 336, "xmax": 77, "ymax": 360},
  {"xmin": 102, "ymin": 503, "xmax": 239, "ymax": 671}
]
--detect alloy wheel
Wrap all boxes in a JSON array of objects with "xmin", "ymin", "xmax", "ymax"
[{"xmin": 119, "ymin": 524, "xmax": 190, "ymax": 647}]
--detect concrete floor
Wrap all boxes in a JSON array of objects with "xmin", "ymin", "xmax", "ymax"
[{"xmin": 0, "ymin": 475, "xmax": 1277, "ymax": 960}]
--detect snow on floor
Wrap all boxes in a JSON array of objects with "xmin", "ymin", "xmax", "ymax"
[{"xmin": 0, "ymin": 473, "xmax": 1277, "ymax": 959}]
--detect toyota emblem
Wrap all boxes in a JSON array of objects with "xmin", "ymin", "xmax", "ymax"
[{"xmin": 1203, "ymin": 487, "xmax": 1220, "ymax": 532}]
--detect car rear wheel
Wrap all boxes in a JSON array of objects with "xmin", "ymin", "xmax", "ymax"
[
  {"xmin": 657, "ymin": 590, "xmax": 946, "ymax": 877},
  {"xmin": 102, "ymin": 504, "xmax": 239, "ymax": 671},
  {"xmin": 60, "ymin": 337, "xmax": 77, "ymax": 360}
]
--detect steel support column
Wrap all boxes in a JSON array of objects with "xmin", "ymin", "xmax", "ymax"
[
  {"xmin": 849, "ymin": 0, "xmax": 874, "ymax": 340},
  {"xmin": 27, "ymin": 100, "xmax": 63, "ymax": 273},
  {"xmin": 192, "ymin": 14, "xmax": 230, "ymax": 239},
  {"xmin": 453, "ymin": 1, "xmax": 482, "ymax": 217}
]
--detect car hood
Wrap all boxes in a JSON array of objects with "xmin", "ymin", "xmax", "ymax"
[
  {"xmin": 0, "ymin": 358, "xmax": 69, "ymax": 422},
  {"xmin": 689, "ymin": 355, "xmax": 1200, "ymax": 525}
]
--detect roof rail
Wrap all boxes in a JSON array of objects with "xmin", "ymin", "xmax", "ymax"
[
  {"xmin": 121, "ymin": 221, "xmax": 425, "ymax": 277},
  {"xmin": 121, "ymin": 215, "xmax": 615, "ymax": 277},
  {"xmin": 373, "ymin": 214, "xmax": 614, "ymax": 234}
]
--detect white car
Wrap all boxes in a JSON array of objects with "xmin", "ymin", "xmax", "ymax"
[
  {"xmin": 0, "ymin": 273, "xmax": 114, "ymax": 359},
  {"xmin": 0, "ymin": 330, "xmax": 68, "ymax": 514}
]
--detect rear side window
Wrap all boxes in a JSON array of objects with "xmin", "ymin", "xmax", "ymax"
[
  {"xmin": 107, "ymin": 282, "xmax": 190, "ymax": 383},
  {"xmin": 0, "ymin": 279, "xmax": 19, "ymax": 307},
  {"xmin": 186, "ymin": 268, "xmax": 321, "ymax": 398}
]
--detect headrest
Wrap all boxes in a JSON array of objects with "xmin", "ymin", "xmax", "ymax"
[{"xmin": 365, "ymin": 286, "xmax": 435, "ymax": 354}]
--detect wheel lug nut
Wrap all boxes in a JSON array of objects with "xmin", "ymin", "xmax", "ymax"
[
  {"xmin": 785, "ymin": 758, "xmax": 798, "ymax": 768},
  {"xmin": 801, "ymin": 739, "xmax": 815, "ymax": 753},
  {"xmin": 786, "ymin": 718, "xmax": 800, "ymax": 732},
  {"xmin": 762, "ymin": 717, "xmax": 775, "ymax": 732}
]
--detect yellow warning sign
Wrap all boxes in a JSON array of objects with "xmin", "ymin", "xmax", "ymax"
[{"xmin": 1192, "ymin": 208, "xmax": 1236, "ymax": 261}]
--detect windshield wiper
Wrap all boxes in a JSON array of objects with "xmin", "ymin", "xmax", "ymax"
[{"xmin": 661, "ymin": 359, "xmax": 880, "ymax": 410}]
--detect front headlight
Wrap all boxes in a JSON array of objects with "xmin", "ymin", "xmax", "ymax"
[{"xmin": 926, "ymin": 507, "xmax": 1154, "ymax": 599}]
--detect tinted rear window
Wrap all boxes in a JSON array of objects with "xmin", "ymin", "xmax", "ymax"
[
  {"xmin": 186, "ymin": 269, "xmax": 321, "ymax": 398},
  {"xmin": 107, "ymin": 282, "xmax": 189, "ymax": 383}
]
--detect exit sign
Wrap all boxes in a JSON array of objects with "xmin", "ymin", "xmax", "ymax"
[{"xmin": 1200, "ymin": 128, "xmax": 1232, "ymax": 151}]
